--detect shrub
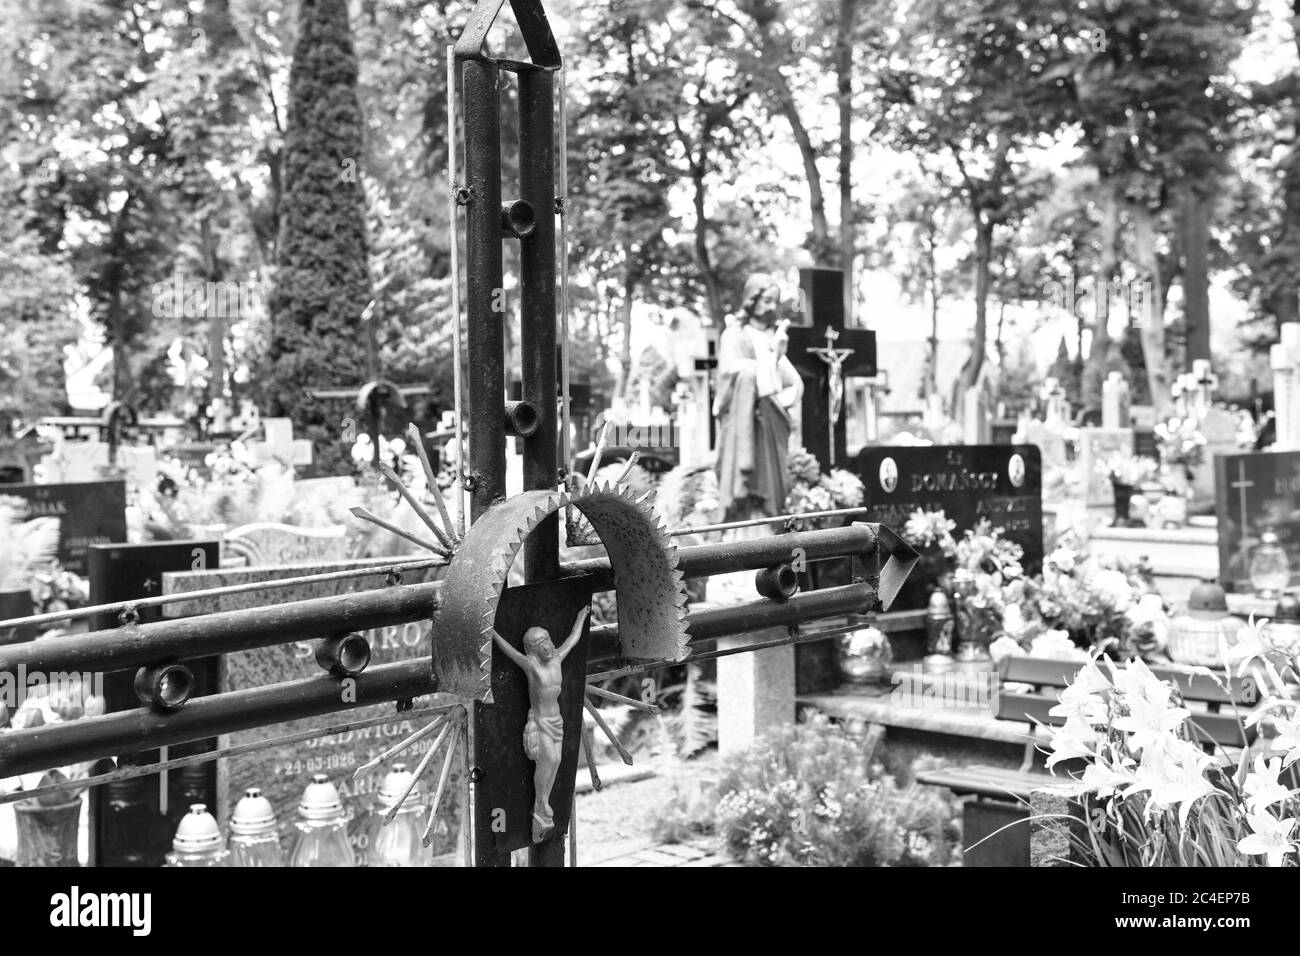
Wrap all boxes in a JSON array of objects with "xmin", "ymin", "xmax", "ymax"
[{"xmin": 712, "ymin": 716, "xmax": 960, "ymax": 866}]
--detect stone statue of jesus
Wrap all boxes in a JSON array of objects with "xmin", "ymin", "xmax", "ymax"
[{"xmin": 491, "ymin": 605, "xmax": 589, "ymax": 842}]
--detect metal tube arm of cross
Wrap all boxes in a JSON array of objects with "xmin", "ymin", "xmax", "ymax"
[
  {"xmin": 582, "ymin": 582, "xmax": 878, "ymax": 667},
  {"xmin": 0, "ymin": 581, "xmax": 442, "ymax": 676},
  {"xmin": 0, "ymin": 524, "xmax": 913, "ymax": 677},
  {"xmin": 567, "ymin": 521, "xmax": 916, "ymax": 610},
  {"xmin": 0, "ymin": 659, "xmax": 437, "ymax": 781},
  {"xmin": 564, "ymin": 523, "xmax": 879, "ymax": 589},
  {"xmin": 0, "ymin": 581, "xmax": 883, "ymax": 780}
]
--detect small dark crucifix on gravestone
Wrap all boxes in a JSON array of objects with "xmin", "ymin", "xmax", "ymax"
[
  {"xmin": 1230, "ymin": 458, "xmax": 1254, "ymax": 581},
  {"xmin": 785, "ymin": 268, "xmax": 876, "ymax": 468}
]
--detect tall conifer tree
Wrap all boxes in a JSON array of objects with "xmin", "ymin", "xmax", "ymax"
[{"xmin": 264, "ymin": 0, "xmax": 372, "ymax": 471}]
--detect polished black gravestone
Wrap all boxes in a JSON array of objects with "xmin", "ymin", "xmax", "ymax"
[
  {"xmin": 799, "ymin": 445, "xmax": 1043, "ymax": 693},
  {"xmin": 857, "ymin": 444, "xmax": 1044, "ymax": 608},
  {"xmin": 3, "ymin": 481, "xmax": 127, "ymax": 575},
  {"xmin": 88, "ymin": 540, "xmax": 221, "ymax": 866},
  {"xmin": 1214, "ymin": 450, "xmax": 1300, "ymax": 592}
]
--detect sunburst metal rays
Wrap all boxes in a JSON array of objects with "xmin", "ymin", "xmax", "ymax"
[
  {"xmin": 349, "ymin": 422, "xmax": 463, "ymax": 559},
  {"xmin": 354, "ymin": 705, "xmax": 467, "ymax": 848},
  {"xmin": 580, "ymin": 683, "xmax": 658, "ymax": 780}
]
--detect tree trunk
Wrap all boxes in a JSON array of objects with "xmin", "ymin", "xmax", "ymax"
[
  {"xmin": 1261, "ymin": 0, "xmax": 1300, "ymax": 335},
  {"xmin": 836, "ymin": 0, "xmax": 857, "ymax": 321},
  {"xmin": 746, "ymin": 9, "xmax": 830, "ymax": 255},
  {"xmin": 106, "ymin": 192, "xmax": 137, "ymax": 402},
  {"xmin": 995, "ymin": 298, "xmax": 1007, "ymax": 368},
  {"xmin": 925, "ymin": 221, "xmax": 939, "ymax": 400},
  {"xmin": 965, "ymin": 217, "xmax": 992, "ymax": 393},
  {"xmin": 771, "ymin": 72, "xmax": 830, "ymax": 254},
  {"xmin": 616, "ymin": 251, "xmax": 636, "ymax": 399},
  {"xmin": 1082, "ymin": 177, "xmax": 1120, "ymax": 415},
  {"xmin": 1131, "ymin": 201, "xmax": 1172, "ymax": 415},
  {"xmin": 1181, "ymin": 183, "xmax": 1210, "ymax": 366},
  {"xmin": 201, "ymin": 218, "xmax": 227, "ymax": 407},
  {"xmin": 690, "ymin": 159, "xmax": 724, "ymax": 326}
]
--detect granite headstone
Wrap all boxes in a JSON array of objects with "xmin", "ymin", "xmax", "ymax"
[
  {"xmin": 2, "ymin": 481, "xmax": 127, "ymax": 575},
  {"xmin": 1193, "ymin": 408, "xmax": 1241, "ymax": 513},
  {"xmin": 1075, "ymin": 427, "xmax": 1136, "ymax": 507},
  {"xmin": 162, "ymin": 558, "xmax": 457, "ymax": 862},
  {"xmin": 856, "ymin": 444, "xmax": 1044, "ymax": 574},
  {"xmin": 1214, "ymin": 450, "xmax": 1300, "ymax": 592}
]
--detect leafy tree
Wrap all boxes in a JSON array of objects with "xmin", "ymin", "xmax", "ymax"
[
  {"xmin": 2, "ymin": 0, "xmax": 187, "ymax": 405},
  {"xmin": 877, "ymin": 0, "xmax": 1059, "ymax": 399},
  {"xmin": 1226, "ymin": 2, "xmax": 1300, "ymax": 350},
  {"xmin": 566, "ymin": 0, "xmax": 685, "ymax": 396},
  {"xmin": 877, "ymin": 170, "xmax": 968, "ymax": 402},
  {"xmin": 0, "ymin": 223, "xmax": 78, "ymax": 420},
  {"xmin": 1047, "ymin": 336, "xmax": 1083, "ymax": 412},
  {"xmin": 1045, "ymin": 0, "xmax": 1254, "ymax": 414}
]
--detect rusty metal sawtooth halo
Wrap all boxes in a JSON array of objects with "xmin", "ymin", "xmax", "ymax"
[{"xmin": 432, "ymin": 482, "xmax": 690, "ymax": 702}]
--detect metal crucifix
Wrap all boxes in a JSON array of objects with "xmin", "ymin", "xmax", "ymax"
[{"xmin": 805, "ymin": 326, "xmax": 856, "ymax": 467}]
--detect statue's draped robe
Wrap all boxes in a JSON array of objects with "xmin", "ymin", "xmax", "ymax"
[{"xmin": 713, "ymin": 322, "xmax": 802, "ymax": 520}]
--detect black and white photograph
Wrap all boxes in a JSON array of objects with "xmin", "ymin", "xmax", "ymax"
[{"xmin": 0, "ymin": 0, "xmax": 1294, "ymax": 925}]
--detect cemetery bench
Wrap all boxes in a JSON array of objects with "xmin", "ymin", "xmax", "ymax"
[{"xmin": 916, "ymin": 655, "xmax": 1258, "ymax": 867}]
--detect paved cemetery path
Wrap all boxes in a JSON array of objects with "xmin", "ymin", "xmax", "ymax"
[{"xmin": 573, "ymin": 751, "xmax": 733, "ymax": 867}]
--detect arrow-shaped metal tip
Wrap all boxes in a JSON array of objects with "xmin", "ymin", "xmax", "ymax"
[{"xmin": 873, "ymin": 523, "xmax": 920, "ymax": 612}]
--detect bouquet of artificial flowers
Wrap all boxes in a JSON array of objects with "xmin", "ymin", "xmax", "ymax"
[
  {"xmin": 902, "ymin": 508, "xmax": 958, "ymax": 555},
  {"xmin": 1095, "ymin": 451, "xmax": 1159, "ymax": 487},
  {"xmin": 1153, "ymin": 416, "xmax": 1207, "ymax": 471},
  {"xmin": 783, "ymin": 449, "xmax": 866, "ymax": 530}
]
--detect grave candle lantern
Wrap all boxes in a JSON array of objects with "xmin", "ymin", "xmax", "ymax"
[
  {"xmin": 1167, "ymin": 581, "xmax": 1245, "ymax": 667},
  {"xmin": 1249, "ymin": 532, "xmax": 1291, "ymax": 599}
]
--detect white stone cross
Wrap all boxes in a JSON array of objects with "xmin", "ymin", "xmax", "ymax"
[
  {"xmin": 1102, "ymin": 371, "xmax": 1130, "ymax": 430},
  {"xmin": 1040, "ymin": 377, "xmax": 1069, "ymax": 425},
  {"xmin": 1190, "ymin": 359, "xmax": 1218, "ymax": 421}
]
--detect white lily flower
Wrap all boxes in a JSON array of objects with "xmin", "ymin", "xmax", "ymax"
[
  {"xmin": 1045, "ymin": 713, "xmax": 1100, "ymax": 771},
  {"xmin": 1112, "ymin": 693, "xmax": 1189, "ymax": 755},
  {"xmin": 1243, "ymin": 756, "xmax": 1294, "ymax": 814},
  {"xmin": 1238, "ymin": 812, "xmax": 1298, "ymax": 868},
  {"xmin": 1268, "ymin": 716, "xmax": 1300, "ymax": 770}
]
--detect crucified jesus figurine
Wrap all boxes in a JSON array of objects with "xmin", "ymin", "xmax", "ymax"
[{"xmin": 491, "ymin": 605, "xmax": 590, "ymax": 843}]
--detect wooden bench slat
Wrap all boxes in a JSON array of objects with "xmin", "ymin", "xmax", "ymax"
[
  {"xmin": 1001, "ymin": 656, "xmax": 1255, "ymax": 706},
  {"xmin": 906, "ymin": 656, "xmax": 1265, "ymax": 867},
  {"xmin": 1150, "ymin": 667, "xmax": 1253, "ymax": 706},
  {"xmin": 997, "ymin": 692, "xmax": 1255, "ymax": 747},
  {"xmin": 1189, "ymin": 712, "xmax": 1253, "ymax": 749},
  {"xmin": 916, "ymin": 765, "xmax": 1055, "ymax": 801},
  {"xmin": 997, "ymin": 692, "xmax": 1057, "ymax": 727},
  {"xmin": 1000, "ymin": 657, "xmax": 1078, "ymax": 688}
]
